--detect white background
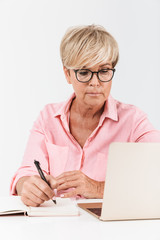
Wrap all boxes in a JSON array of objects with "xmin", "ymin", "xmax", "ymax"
[{"xmin": 0, "ymin": 0, "xmax": 160, "ymax": 196}]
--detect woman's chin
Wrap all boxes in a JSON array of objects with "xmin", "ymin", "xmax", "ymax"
[{"xmin": 85, "ymin": 97, "xmax": 104, "ymax": 107}]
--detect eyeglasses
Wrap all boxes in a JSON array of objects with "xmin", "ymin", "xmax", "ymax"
[{"xmin": 74, "ymin": 68, "xmax": 116, "ymax": 83}]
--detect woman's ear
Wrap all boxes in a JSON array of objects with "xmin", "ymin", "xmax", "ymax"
[{"xmin": 63, "ymin": 66, "xmax": 72, "ymax": 84}]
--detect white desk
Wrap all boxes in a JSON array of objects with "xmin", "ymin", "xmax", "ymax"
[{"xmin": 0, "ymin": 199, "xmax": 160, "ymax": 240}]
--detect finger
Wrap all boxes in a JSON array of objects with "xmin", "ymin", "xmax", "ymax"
[
  {"xmin": 56, "ymin": 171, "xmax": 80, "ymax": 180},
  {"xmin": 56, "ymin": 173, "xmax": 80, "ymax": 186},
  {"xmin": 21, "ymin": 194, "xmax": 44, "ymax": 207},
  {"xmin": 45, "ymin": 175, "xmax": 58, "ymax": 189},
  {"xmin": 33, "ymin": 176, "xmax": 55, "ymax": 199},
  {"xmin": 21, "ymin": 195, "xmax": 38, "ymax": 207},
  {"xmin": 60, "ymin": 189, "xmax": 77, "ymax": 198},
  {"xmin": 57, "ymin": 180, "xmax": 79, "ymax": 191},
  {"xmin": 23, "ymin": 176, "xmax": 51, "ymax": 201},
  {"xmin": 29, "ymin": 184, "xmax": 50, "ymax": 201}
]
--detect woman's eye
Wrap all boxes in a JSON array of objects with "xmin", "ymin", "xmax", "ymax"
[
  {"xmin": 100, "ymin": 69, "xmax": 109, "ymax": 75},
  {"xmin": 100, "ymin": 69, "xmax": 108, "ymax": 72},
  {"xmin": 79, "ymin": 70, "xmax": 89, "ymax": 76}
]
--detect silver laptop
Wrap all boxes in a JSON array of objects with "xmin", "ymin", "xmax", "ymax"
[{"xmin": 78, "ymin": 142, "xmax": 160, "ymax": 221}]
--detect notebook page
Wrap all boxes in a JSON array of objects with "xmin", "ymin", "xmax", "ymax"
[
  {"xmin": 0, "ymin": 196, "xmax": 27, "ymax": 214},
  {"xmin": 27, "ymin": 198, "xmax": 79, "ymax": 216}
]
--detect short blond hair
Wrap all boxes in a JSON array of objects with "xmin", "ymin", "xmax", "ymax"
[{"xmin": 60, "ymin": 24, "xmax": 119, "ymax": 69}]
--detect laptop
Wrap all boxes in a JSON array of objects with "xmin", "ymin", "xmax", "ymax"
[{"xmin": 78, "ymin": 142, "xmax": 160, "ymax": 221}]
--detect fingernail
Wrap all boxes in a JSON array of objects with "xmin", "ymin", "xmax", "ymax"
[
  {"xmin": 60, "ymin": 194, "xmax": 64, "ymax": 198},
  {"xmin": 54, "ymin": 189, "xmax": 57, "ymax": 196}
]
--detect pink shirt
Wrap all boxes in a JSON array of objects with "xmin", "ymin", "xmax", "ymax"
[{"xmin": 10, "ymin": 93, "xmax": 160, "ymax": 195}]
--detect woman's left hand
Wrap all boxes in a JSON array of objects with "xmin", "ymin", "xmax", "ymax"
[{"xmin": 56, "ymin": 170, "xmax": 105, "ymax": 199}]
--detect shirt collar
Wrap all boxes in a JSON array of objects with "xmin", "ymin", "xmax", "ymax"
[
  {"xmin": 53, "ymin": 93, "xmax": 118, "ymax": 122},
  {"xmin": 53, "ymin": 92, "xmax": 76, "ymax": 118},
  {"xmin": 102, "ymin": 95, "xmax": 118, "ymax": 121}
]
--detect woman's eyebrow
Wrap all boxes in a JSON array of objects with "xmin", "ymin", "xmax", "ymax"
[{"xmin": 99, "ymin": 63, "xmax": 110, "ymax": 67}]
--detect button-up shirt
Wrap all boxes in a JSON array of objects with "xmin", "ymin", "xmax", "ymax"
[{"xmin": 10, "ymin": 93, "xmax": 160, "ymax": 195}]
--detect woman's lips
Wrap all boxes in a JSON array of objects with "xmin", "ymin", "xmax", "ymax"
[{"xmin": 86, "ymin": 92, "xmax": 101, "ymax": 96}]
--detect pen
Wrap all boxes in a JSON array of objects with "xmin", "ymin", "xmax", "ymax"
[{"xmin": 34, "ymin": 160, "xmax": 56, "ymax": 204}]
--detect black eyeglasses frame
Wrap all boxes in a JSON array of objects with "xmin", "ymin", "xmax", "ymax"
[{"xmin": 73, "ymin": 68, "xmax": 116, "ymax": 83}]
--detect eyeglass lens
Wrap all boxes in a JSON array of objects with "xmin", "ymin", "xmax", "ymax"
[{"xmin": 76, "ymin": 69, "xmax": 114, "ymax": 82}]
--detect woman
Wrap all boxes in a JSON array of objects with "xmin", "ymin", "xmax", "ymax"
[{"xmin": 10, "ymin": 25, "xmax": 160, "ymax": 207}]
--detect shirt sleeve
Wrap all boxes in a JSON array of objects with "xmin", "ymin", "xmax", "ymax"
[
  {"xmin": 10, "ymin": 109, "xmax": 50, "ymax": 195},
  {"xmin": 130, "ymin": 109, "xmax": 160, "ymax": 142}
]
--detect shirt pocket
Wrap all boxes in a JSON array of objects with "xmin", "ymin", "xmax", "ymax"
[{"xmin": 45, "ymin": 141, "xmax": 69, "ymax": 177}]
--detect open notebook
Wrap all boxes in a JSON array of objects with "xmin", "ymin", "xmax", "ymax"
[{"xmin": 0, "ymin": 196, "xmax": 79, "ymax": 217}]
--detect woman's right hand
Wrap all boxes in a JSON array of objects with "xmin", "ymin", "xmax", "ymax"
[{"xmin": 16, "ymin": 175, "xmax": 57, "ymax": 207}]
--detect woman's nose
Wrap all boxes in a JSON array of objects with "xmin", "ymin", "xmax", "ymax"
[{"xmin": 89, "ymin": 73, "xmax": 100, "ymax": 86}]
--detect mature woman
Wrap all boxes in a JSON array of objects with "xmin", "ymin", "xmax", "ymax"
[{"xmin": 10, "ymin": 25, "xmax": 160, "ymax": 206}]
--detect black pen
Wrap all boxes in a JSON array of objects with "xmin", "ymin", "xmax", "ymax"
[{"xmin": 34, "ymin": 160, "xmax": 56, "ymax": 204}]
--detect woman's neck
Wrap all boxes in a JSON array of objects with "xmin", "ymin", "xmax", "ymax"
[{"xmin": 70, "ymin": 98, "xmax": 105, "ymax": 119}]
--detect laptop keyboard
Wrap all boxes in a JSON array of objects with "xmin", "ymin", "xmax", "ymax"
[{"xmin": 87, "ymin": 208, "xmax": 102, "ymax": 216}]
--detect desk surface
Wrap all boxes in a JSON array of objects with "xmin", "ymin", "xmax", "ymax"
[{"xmin": 0, "ymin": 199, "xmax": 160, "ymax": 240}]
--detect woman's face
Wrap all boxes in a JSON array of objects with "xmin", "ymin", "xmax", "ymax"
[{"xmin": 63, "ymin": 63, "xmax": 113, "ymax": 108}]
